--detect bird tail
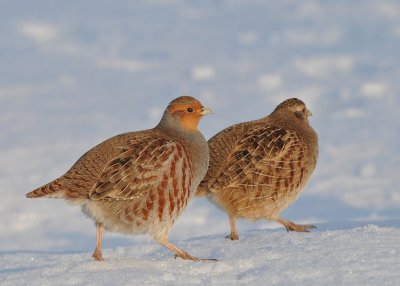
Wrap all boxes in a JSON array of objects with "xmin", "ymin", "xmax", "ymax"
[{"xmin": 26, "ymin": 178, "xmax": 66, "ymax": 199}]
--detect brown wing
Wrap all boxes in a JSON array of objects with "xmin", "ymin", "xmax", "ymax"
[
  {"xmin": 207, "ymin": 125, "xmax": 306, "ymax": 194},
  {"xmin": 89, "ymin": 137, "xmax": 184, "ymax": 201},
  {"xmin": 196, "ymin": 122, "xmax": 248, "ymax": 195}
]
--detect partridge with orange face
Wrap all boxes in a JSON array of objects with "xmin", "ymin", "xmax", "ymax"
[
  {"xmin": 197, "ymin": 98, "xmax": 318, "ymax": 240},
  {"xmin": 26, "ymin": 96, "xmax": 213, "ymax": 261}
]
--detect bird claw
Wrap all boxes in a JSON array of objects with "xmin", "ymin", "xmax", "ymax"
[
  {"xmin": 92, "ymin": 252, "xmax": 104, "ymax": 261},
  {"xmin": 225, "ymin": 234, "xmax": 239, "ymax": 240},
  {"xmin": 285, "ymin": 224, "xmax": 317, "ymax": 232}
]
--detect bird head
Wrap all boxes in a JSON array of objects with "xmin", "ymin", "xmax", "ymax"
[
  {"xmin": 273, "ymin": 98, "xmax": 312, "ymax": 122},
  {"xmin": 165, "ymin": 96, "xmax": 213, "ymax": 131}
]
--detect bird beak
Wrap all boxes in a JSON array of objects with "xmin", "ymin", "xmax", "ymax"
[
  {"xmin": 200, "ymin": 107, "xmax": 213, "ymax": 116},
  {"xmin": 306, "ymin": 109, "xmax": 313, "ymax": 117}
]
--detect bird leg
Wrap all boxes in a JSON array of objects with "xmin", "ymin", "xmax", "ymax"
[
  {"xmin": 225, "ymin": 216, "xmax": 239, "ymax": 240},
  {"xmin": 275, "ymin": 217, "xmax": 316, "ymax": 232},
  {"xmin": 160, "ymin": 239, "xmax": 217, "ymax": 261},
  {"xmin": 92, "ymin": 223, "xmax": 104, "ymax": 261}
]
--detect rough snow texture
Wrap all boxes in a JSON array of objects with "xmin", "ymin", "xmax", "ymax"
[
  {"xmin": 2, "ymin": 222, "xmax": 400, "ymax": 285},
  {"xmin": 1, "ymin": 0, "xmax": 400, "ymax": 285}
]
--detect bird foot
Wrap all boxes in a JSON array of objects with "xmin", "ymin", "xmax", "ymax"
[
  {"xmin": 275, "ymin": 217, "xmax": 316, "ymax": 232},
  {"xmin": 162, "ymin": 240, "xmax": 217, "ymax": 261},
  {"xmin": 285, "ymin": 223, "xmax": 316, "ymax": 232},
  {"xmin": 225, "ymin": 233, "xmax": 239, "ymax": 240},
  {"xmin": 92, "ymin": 249, "xmax": 104, "ymax": 261},
  {"xmin": 279, "ymin": 219, "xmax": 316, "ymax": 232}
]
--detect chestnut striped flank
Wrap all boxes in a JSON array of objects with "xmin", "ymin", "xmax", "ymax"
[
  {"xmin": 109, "ymin": 142, "xmax": 196, "ymax": 226},
  {"xmin": 155, "ymin": 146, "xmax": 193, "ymax": 221},
  {"xmin": 157, "ymin": 182, "xmax": 166, "ymax": 220}
]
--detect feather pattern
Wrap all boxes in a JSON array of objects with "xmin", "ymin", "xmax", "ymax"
[
  {"xmin": 26, "ymin": 96, "xmax": 212, "ymax": 261},
  {"xmin": 198, "ymin": 98, "xmax": 318, "ymax": 239}
]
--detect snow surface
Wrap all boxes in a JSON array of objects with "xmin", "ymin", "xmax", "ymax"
[
  {"xmin": 1, "ymin": 0, "xmax": 400, "ymax": 285},
  {"xmin": 2, "ymin": 222, "xmax": 400, "ymax": 286}
]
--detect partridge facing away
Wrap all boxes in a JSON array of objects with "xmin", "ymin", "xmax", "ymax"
[
  {"xmin": 26, "ymin": 96, "xmax": 213, "ymax": 261},
  {"xmin": 197, "ymin": 98, "xmax": 318, "ymax": 240}
]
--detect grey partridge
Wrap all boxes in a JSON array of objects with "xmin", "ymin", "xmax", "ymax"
[
  {"xmin": 197, "ymin": 98, "xmax": 318, "ymax": 240},
  {"xmin": 26, "ymin": 96, "xmax": 213, "ymax": 261}
]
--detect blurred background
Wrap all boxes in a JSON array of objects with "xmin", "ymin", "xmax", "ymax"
[{"xmin": 1, "ymin": 0, "xmax": 399, "ymax": 252}]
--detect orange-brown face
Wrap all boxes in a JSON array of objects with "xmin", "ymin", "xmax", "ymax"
[{"xmin": 168, "ymin": 100, "xmax": 212, "ymax": 131}]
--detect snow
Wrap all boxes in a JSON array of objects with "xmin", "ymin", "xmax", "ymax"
[
  {"xmin": 2, "ymin": 222, "xmax": 400, "ymax": 285},
  {"xmin": 1, "ymin": 0, "xmax": 400, "ymax": 285}
]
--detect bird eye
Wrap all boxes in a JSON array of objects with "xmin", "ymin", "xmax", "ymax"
[
  {"xmin": 294, "ymin": 111, "xmax": 304, "ymax": 119},
  {"xmin": 187, "ymin": 107, "xmax": 194, "ymax": 113}
]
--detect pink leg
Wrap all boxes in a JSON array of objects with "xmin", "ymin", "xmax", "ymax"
[
  {"xmin": 92, "ymin": 223, "xmax": 104, "ymax": 261},
  {"xmin": 225, "ymin": 216, "xmax": 239, "ymax": 240}
]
